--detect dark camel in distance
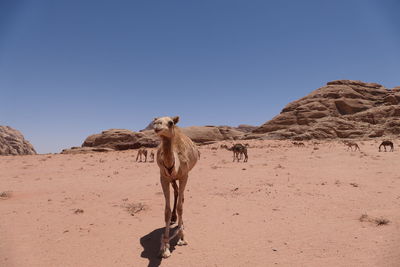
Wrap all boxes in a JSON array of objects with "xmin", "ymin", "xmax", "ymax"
[
  {"xmin": 343, "ymin": 141, "xmax": 360, "ymax": 151},
  {"xmin": 379, "ymin": 140, "xmax": 394, "ymax": 152},
  {"xmin": 221, "ymin": 143, "xmax": 249, "ymax": 162}
]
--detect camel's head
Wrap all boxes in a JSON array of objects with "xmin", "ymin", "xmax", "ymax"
[{"xmin": 153, "ymin": 116, "xmax": 179, "ymax": 138}]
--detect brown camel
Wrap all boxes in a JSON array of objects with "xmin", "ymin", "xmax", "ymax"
[
  {"xmin": 292, "ymin": 141, "xmax": 305, "ymax": 147},
  {"xmin": 149, "ymin": 151, "xmax": 155, "ymax": 162},
  {"xmin": 343, "ymin": 141, "xmax": 360, "ymax": 151},
  {"xmin": 379, "ymin": 140, "xmax": 394, "ymax": 152},
  {"xmin": 136, "ymin": 148, "xmax": 147, "ymax": 162},
  {"xmin": 221, "ymin": 143, "xmax": 248, "ymax": 162},
  {"xmin": 153, "ymin": 116, "xmax": 199, "ymax": 258}
]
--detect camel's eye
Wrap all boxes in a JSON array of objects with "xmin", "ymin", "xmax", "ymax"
[{"xmin": 168, "ymin": 121, "xmax": 173, "ymax": 127}]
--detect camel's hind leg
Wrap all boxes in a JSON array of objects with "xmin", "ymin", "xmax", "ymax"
[
  {"xmin": 160, "ymin": 178, "xmax": 172, "ymax": 258},
  {"xmin": 177, "ymin": 176, "xmax": 188, "ymax": 246}
]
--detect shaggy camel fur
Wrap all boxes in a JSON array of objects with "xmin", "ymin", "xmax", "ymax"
[
  {"xmin": 344, "ymin": 141, "xmax": 360, "ymax": 151},
  {"xmin": 153, "ymin": 116, "xmax": 199, "ymax": 258},
  {"xmin": 379, "ymin": 140, "xmax": 394, "ymax": 152},
  {"xmin": 135, "ymin": 148, "xmax": 147, "ymax": 162}
]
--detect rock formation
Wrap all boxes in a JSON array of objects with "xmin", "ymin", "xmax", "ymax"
[
  {"xmin": 82, "ymin": 129, "xmax": 159, "ymax": 150},
  {"xmin": 181, "ymin": 126, "xmax": 244, "ymax": 144},
  {"xmin": 0, "ymin": 126, "xmax": 36, "ymax": 155},
  {"xmin": 62, "ymin": 125, "xmax": 249, "ymax": 153},
  {"xmin": 61, "ymin": 79, "xmax": 400, "ymax": 154},
  {"xmin": 253, "ymin": 80, "xmax": 400, "ymax": 140}
]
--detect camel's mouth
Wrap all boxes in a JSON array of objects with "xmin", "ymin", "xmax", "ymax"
[{"xmin": 154, "ymin": 129, "xmax": 161, "ymax": 133}]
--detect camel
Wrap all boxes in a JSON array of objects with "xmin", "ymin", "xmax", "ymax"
[
  {"xmin": 379, "ymin": 140, "xmax": 394, "ymax": 152},
  {"xmin": 136, "ymin": 148, "xmax": 147, "ymax": 162},
  {"xmin": 153, "ymin": 116, "xmax": 199, "ymax": 258},
  {"xmin": 221, "ymin": 143, "xmax": 248, "ymax": 162},
  {"xmin": 292, "ymin": 141, "xmax": 305, "ymax": 147},
  {"xmin": 149, "ymin": 151, "xmax": 155, "ymax": 162},
  {"xmin": 343, "ymin": 141, "xmax": 360, "ymax": 151}
]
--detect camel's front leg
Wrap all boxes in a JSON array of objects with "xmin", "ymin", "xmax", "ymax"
[
  {"xmin": 177, "ymin": 176, "xmax": 188, "ymax": 246},
  {"xmin": 171, "ymin": 180, "xmax": 178, "ymax": 225},
  {"xmin": 160, "ymin": 177, "xmax": 172, "ymax": 258}
]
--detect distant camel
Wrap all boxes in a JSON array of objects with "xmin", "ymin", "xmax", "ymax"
[
  {"xmin": 379, "ymin": 140, "xmax": 394, "ymax": 152},
  {"xmin": 153, "ymin": 116, "xmax": 199, "ymax": 258},
  {"xmin": 344, "ymin": 141, "xmax": 360, "ymax": 151},
  {"xmin": 149, "ymin": 151, "xmax": 155, "ymax": 162},
  {"xmin": 292, "ymin": 141, "xmax": 305, "ymax": 147},
  {"xmin": 136, "ymin": 148, "xmax": 148, "ymax": 162},
  {"xmin": 221, "ymin": 143, "xmax": 248, "ymax": 162}
]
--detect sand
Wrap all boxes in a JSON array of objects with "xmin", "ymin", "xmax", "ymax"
[{"xmin": 1, "ymin": 140, "xmax": 399, "ymax": 267}]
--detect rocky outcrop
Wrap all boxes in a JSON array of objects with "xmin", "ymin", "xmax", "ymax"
[
  {"xmin": 82, "ymin": 129, "xmax": 159, "ymax": 150},
  {"xmin": 181, "ymin": 126, "xmax": 244, "ymax": 144},
  {"xmin": 253, "ymin": 80, "xmax": 400, "ymax": 140},
  {"xmin": 62, "ymin": 125, "xmax": 248, "ymax": 153},
  {"xmin": 0, "ymin": 126, "xmax": 36, "ymax": 155},
  {"xmin": 61, "ymin": 147, "xmax": 114, "ymax": 154}
]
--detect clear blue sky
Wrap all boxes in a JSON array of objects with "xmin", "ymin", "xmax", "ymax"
[{"xmin": 1, "ymin": 0, "xmax": 399, "ymax": 153}]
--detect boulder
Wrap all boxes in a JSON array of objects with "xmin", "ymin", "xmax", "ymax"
[
  {"xmin": 0, "ymin": 126, "xmax": 36, "ymax": 155},
  {"xmin": 181, "ymin": 126, "xmax": 244, "ymax": 143},
  {"xmin": 82, "ymin": 129, "xmax": 159, "ymax": 150}
]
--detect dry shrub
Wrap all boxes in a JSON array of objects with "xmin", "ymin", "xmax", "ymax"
[
  {"xmin": 124, "ymin": 202, "xmax": 147, "ymax": 216},
  {"xmin": 374, "ymin": 217, "xmax": 390, "ymax": 226},
  {"xmin": 0, "ymin": 191, "xmax": 12, "ymax": 200},
  {"xmin": 359, "ymin": 213, "xmax": 390, "ymax": 226},
  {"xmin": 74, "ymin": 209, "xmax": 84, "ymax": 214}
]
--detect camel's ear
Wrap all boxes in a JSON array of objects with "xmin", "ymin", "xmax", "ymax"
[
  {"xmin": 153, "ymin": 117, "xmax": 158, "ymax": 122},
  {"xmin": 172, "ymin": 116, "xmax": 179, "ymax": 125}
]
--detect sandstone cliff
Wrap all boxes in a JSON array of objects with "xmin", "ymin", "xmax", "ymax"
[{"xmin": 253, "ymin": 80, "xmax": 400, "ymax": 140}]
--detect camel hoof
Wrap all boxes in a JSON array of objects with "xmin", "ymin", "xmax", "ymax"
[
  {"xmin": 161, "ymin": 248, "xmax": 171, "ymax": 258},
  {"xmin": 177, "ymin": 239, "xmax": 188, "ymax": 246}
]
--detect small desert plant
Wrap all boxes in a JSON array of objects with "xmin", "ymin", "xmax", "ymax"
[
  {"xmin": 124, "ymin": 202, "xmax": 147, "ymax": 216},
  {"xmin": 359, "ymin": 213, "xmax": 390, "ymax": 226},
  {"xmin": 374, "ymin": 217, "xmax": 390, "ymax": 226},
  {"xmin": 0, "ymin": 191, "xmax": 12, "ymax": 200},
  {"xmin": 74, "ymin": 209, "xmax": 84, "ymax": 214},
  {"xmin": 359, "ymin": 213, "xmax": 369, "ymax": 222}
]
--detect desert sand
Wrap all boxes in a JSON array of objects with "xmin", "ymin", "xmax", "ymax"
[{"xmin": 1, "ymin": 140, "xmax": 399, "ymax": 267}]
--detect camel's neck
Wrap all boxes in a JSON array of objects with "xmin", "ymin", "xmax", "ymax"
[{"xmin": 161, "ymin": 136, "xmax": 175, "ymax": 168}]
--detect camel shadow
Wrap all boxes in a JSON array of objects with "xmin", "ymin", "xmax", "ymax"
[{"xmin": 140, "ymin": 226, "xmax": 180, "ymax": 267}]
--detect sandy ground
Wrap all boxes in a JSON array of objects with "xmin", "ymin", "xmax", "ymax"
[{"xmin": 1, "ymin": 140, "xmax": 400, "ymax": 267}]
